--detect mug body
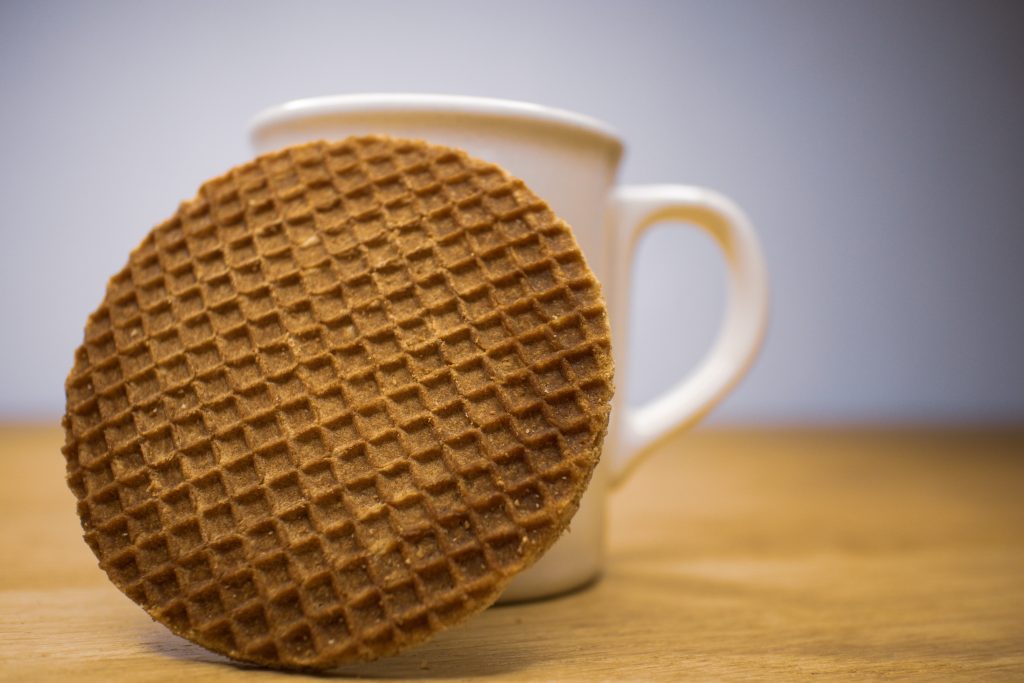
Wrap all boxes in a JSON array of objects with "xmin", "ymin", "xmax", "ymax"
[{"xmin": 250, "ymin": 94, "xmax": 624, "ymax": 601}]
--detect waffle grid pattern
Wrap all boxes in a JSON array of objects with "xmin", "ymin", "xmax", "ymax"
[{"xmin": 63, "ymin": 137, "xmax": 613, "ymax": 668}]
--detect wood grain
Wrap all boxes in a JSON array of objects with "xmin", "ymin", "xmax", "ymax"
[{"xmin": 1, "ymin": 425, "xmax": 1022, "ymax": 681}]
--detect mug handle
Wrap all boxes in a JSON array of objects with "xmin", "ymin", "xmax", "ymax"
[{"xmin": 607, "ymin": 185, "xmax": 770, "ymax": 486}]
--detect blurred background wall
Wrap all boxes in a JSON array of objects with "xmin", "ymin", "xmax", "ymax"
[{"xmin": 2, "ymin": 0, "xmax": 1022, "ymax": 425}]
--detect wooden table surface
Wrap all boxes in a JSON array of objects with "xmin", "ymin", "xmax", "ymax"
[{"xmin": 1, "ymin": 425, "xmax": 1022, "ymax": 681}]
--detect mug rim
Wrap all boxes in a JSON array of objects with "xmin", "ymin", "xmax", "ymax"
[{"xmin": 250, "ymin": 93, "xmax": 624, "ymax": 153}]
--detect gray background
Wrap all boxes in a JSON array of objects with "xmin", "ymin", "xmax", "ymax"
[{"xmin": 2, "ymin": 0, "xmax": 1022, "ymax": 424}]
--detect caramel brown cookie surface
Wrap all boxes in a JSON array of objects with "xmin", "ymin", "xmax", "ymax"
[{"xmin": 63, "ymin": 136, "xmax": 613, "ymax": 669}]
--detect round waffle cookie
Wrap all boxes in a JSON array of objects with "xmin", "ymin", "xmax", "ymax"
[{"xmin": 62, "ymin": 136, "xmax": 614, "ymax": 670}]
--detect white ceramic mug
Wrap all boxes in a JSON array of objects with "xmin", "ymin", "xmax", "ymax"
[{"xmin": 249, "ymin": 94, "xmax": 769, "ymax": 602}]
